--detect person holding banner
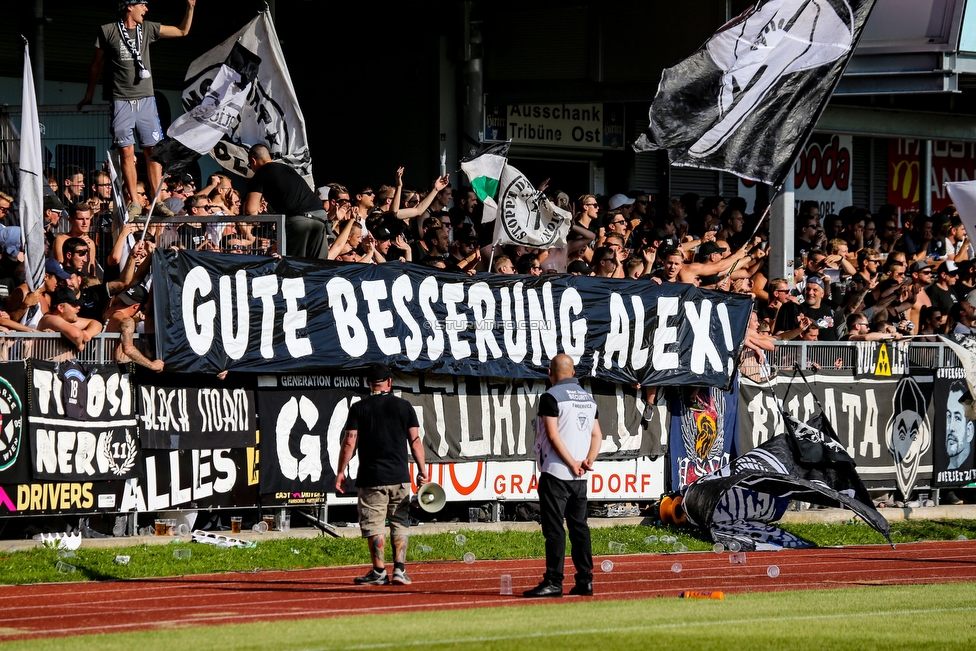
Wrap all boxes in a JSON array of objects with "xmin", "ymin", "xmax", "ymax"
[
  {"xmin": 336, "ymin": 363, "xmax": 428, "ymax": 586},
  {"xmin": 524, "ymin": 354, "xmax": 603, "ymax": 598}
]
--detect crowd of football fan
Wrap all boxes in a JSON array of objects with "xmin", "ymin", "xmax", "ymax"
[{"xmin": 0, "ymin": 163, "xmax": 972, "ymax": 374}]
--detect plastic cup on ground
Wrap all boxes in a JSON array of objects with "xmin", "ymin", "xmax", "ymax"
[
  {"xmin": 154, "ymin": 520, "xmax": 167, "ymax": 536},
  {"xmin": 174, "ymin": 549, "xmax": 191, "ymax": 560},
  {"xmin": 956, "ymin": 535, "xmax": 968, "ymax": 541},
  {"xmin": 729, "ymin": 541, "xmax": 742, "ymax": 552},
  {"xmin": 175, "ymin": 524, "xmax": 190, "ymax": 537},
  {"xmin": 673, "ymin": 542, "xmax": 687, "ymax": 553},
  {"xmin": 57, "ymin": 551, "xmax": 76, "ymax": 559},
  {"xmin": 713, "ymin": 543, "xmax": 725, "ymax": 553},
  {"xmin": 671, "ymin": 562, "xmax": 682, "ymax": 573},
  {"xmin": 278, "ymin": 515, "xmax": 291, "ymax": 533},
  {"xmin": 262, "ymin": 515, "xmax": 275, "ymax": 531},
  {"xmin": 417, "ymin": 544, "xmax": 432, "ymax": 553},
  {"xmin": 455, "ymin": 534, "xmax": 467, "ymax": 546},
  {"xmin": 500, "ymin": 574, "xmax": 513, "ymax": 595},
  {"xmin": 253, "ymin": 521, "xmax": 269, "ymax": 533},
  {"xmin": 644, "ymin": 535, "xmax": 658, "ymax": 544},
  {"xmin": 767, "ymin": 565, "xmax": 780, "ymax": 578},
  {"xmin": 230, "ymin": 517, "xmax": 242, "ymax": 534},
  {"xmin": 601, "ymin": 560, "xmax": 614, "ymax": 572},
  {"xmin": 55, "ymin": 561, "xmax": 76, "ymax": 574},
  {"xmin": 608, "ymin": 541, "xmax": 626, "ymax": 554},
  {"xmin": 468, "ymin": 507, "xmax": 479, "ymax": 523},
  {"xmin": 114, "ymin": 555, "xmax": 130, "ymax": 565},
  {"xmin": 463, "ymin": 552, "xmax": 476, "ymax": 564}
]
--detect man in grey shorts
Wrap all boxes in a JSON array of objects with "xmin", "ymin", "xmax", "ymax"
[
  {"xmin": 335, "ymin": 363, "xmax": 429, "ymax": 586},
  {"xmin": 78, "ymin": 1, "xmax": 196, "ymax": 209}
]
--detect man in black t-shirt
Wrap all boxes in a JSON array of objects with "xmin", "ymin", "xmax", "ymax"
[
  {"xmin": 244, "ymin": 144, "xmax": 328, "ymax": 258},
  {"xmin": 336, "ymin": 363, "xmax": 428, "ymax": 586}
]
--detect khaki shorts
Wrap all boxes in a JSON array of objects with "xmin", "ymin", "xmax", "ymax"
[{"xmin": 358, "ymin": 483, "xmax": 410, "ymax": 538}]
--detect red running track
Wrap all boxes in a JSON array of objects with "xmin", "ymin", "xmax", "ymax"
[{"xmin": 1, "ymin": 541, "xmax": 975, "ymax": 641}]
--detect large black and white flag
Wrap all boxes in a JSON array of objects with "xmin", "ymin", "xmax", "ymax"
[
  {"xmin": 181, "ymin": 10, "xmax": 313, "ymax": 186},
  {"xmin": 151, "ymin": 42, "xmax": 261, "ymax": 174},
  {"xmin": 634, "ymin": 0, "xmax": 876, "ymax": 187},
  {"xmin": 682, "ymin": 411, "xmax": 890, "ymax": 552},
  {"xmin": 495, "ymin": 164, "xmax": 572, "ymax": 248}
]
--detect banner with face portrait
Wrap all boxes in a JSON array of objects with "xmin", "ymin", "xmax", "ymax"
[
  {"xmin": 933, "ymin": 367, "xmax": 976, "ymax": 487},
  {"xmin": 739, "ymin": 369, "xmax": 935, "ymax": 496}
]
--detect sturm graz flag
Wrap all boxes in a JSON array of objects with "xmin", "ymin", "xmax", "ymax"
[{"xmin": 634, "ymin": 0, "xmax": 877, "ymax": 187}]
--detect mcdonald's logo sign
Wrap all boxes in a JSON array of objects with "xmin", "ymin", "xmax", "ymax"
[{"xmin": 890, "ymin": 160, "xmax": 920, "ymax": 204}]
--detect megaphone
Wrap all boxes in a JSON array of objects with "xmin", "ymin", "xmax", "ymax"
[{"xmin": 414, "ymin": 482, "xmax": 446, "ymax": 513}]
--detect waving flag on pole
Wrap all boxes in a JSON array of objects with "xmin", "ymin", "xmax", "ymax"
[
  {"xmin": 152, "ymin": 42, "xmax": 260, "ymax": 174},
  {"xmin": 461, "ymin": 141, "xmax": 510, "ymax": 224},
  {"xmin": 634, "ymin": 0, "xmax": 876, "ymax": 187},
  {"xmin": 945, "ymin": 181, "xmax": 976, "ymax": 254},
  {"xmin": 181, "ymin": 10, "xmax": 313, "ymax": 187},
  {"xmin": 493, "ymin": 164, "xmax": 572, "ymax": 248},
  {"xmin": 18, "ymin": 37, "xmax": 44, "ymax": 294}
]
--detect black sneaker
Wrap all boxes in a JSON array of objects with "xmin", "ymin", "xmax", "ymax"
[
  {"xmin": 523, "ymin": 581, "xmax": 562, "ymax": 598},
  {"xmin": 354, "ymin": 568, "xmax": 389, "ymax": 585},
  {"xmin": 944, "ymin": 491, "xmax": 964, "ymax": 505},
  {"xmin": 569, "ymin": 582, "xmax": 593, "ymax": 596}
]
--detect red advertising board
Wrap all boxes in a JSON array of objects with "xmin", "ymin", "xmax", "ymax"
[{"xmin": 888, "ymin": 139, "xmax": 976, "ymax": 214}]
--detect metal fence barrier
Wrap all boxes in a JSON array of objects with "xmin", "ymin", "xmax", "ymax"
[{"xmin": 0, "ymin": 104, "xmax": 113, "ymax": 199}]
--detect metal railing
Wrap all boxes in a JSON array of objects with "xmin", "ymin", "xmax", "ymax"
[
  {"xmin": 0, "ymin": 332, "xmax": 124, "ymax": 364},
  {"xmin": 0, "ymin": 104, "xmax": 113, "ymax": 198}
]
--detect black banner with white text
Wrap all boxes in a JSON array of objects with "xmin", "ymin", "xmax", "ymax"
[
  {"xmin": 28, "ymin": 361, "xmax": 140, "ymax": 482},
  {"xmin": 153, "ymin": 252, "xmax": 753, "ymax": 387}
]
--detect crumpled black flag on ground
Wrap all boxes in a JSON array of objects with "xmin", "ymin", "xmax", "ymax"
[{"xmin": 682, "ymin": 409, "xmax": 892, "ymax": 552}]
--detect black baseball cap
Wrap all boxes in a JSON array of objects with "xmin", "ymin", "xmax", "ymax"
[
  {"xmin": 50, "ymin": 287, "xmax": 82, "ymax": 307},
  {"xmin": 366, "ymin": 363, "xmax": 392, "ymax": 383}
]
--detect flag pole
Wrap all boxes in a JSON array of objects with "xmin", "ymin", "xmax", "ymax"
[{"xmin": 140, "ymin": 170, "xmax": 167, "ymax": 243}]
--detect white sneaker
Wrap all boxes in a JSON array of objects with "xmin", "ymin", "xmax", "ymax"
[{"xmin": 391, "ymin": 567, "xmax": 412, "ymax": 585}]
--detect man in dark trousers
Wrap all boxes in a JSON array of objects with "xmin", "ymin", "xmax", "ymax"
[
  {"xmin": 336, "ymin": 363, "xmax": 428, "ymax": 586},
  {"xmin": 524, "ymin": 354, "xmax": 603, "ymax": 598},
  {"xmin": 244, "ymin": 144, "xmax": 329, "ymax": 258}
]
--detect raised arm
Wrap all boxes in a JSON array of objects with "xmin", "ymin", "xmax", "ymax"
[{"xmin": 159, "ymin": 0, "xmax": 196, "ymax": 38}]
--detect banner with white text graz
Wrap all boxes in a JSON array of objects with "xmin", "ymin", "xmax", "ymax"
[
  {"xmin": 932, "ymin": 367, "xmax": 976, "ymax": 488},
  {"xmin": 258, "ymin": 371, "xmax": 660, "ymax": 471},
  {"xmin": 138, "ymin": 384, "xmax": 257, "ymax": 449},
  {"xmin": 28, "ymin": 361, "xmax": 140, "ymax": 482},
  {"xmin": 153, "ymin": 252, "xmax": 753, "ymax": 388},
  {"xmin": 738, "ymin": 370, "xmax": 935, "ymax": 493}
]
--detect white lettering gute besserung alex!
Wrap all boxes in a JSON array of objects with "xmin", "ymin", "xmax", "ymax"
[{"xmin": 181, "ymin": 267, "xmax": 736, "ymax": 374}]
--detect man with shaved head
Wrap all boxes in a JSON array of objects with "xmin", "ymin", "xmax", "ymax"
[{"xmin": 524, "ymin": 354, "xmax": 604, "ymax": 599}]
